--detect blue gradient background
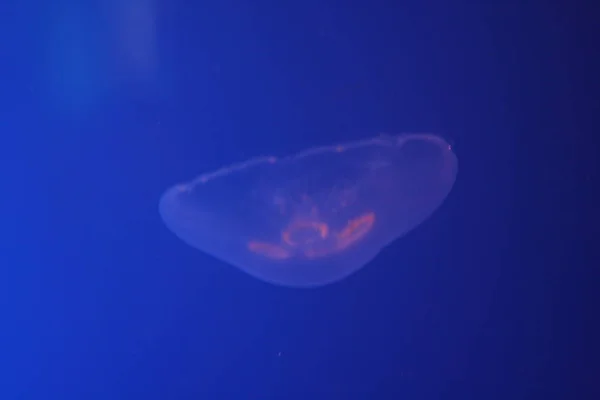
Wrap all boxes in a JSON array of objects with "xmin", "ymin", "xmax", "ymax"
[{"xmin": 2, "ymin": 1, "xmax": 595, "ymax": 399}]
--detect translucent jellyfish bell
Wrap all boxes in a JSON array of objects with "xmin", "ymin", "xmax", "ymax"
[{"xmin": 159, "ymin": 133, "xmax": 457, "ymax": 288}]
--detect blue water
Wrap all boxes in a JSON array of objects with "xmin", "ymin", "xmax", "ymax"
[{"xmin": 2, "ymin": 1, "xmax": 591, "ymax": 398}]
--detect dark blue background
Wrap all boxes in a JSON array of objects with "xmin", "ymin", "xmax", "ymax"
[{"xmin": 2, "ymin": 1, "xmax": 595, "ymax": 398}]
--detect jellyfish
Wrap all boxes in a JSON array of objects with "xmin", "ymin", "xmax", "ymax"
[{"xmin": 159, "ymin": 133, "xmax": 457, "ymax": 288}]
